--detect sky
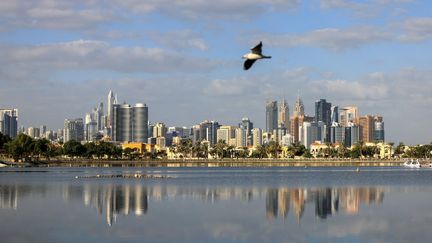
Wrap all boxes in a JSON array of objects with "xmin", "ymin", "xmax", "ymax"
[{"xmin": 0, "ymin": 0, "xmax": 431, "ymax": 145}]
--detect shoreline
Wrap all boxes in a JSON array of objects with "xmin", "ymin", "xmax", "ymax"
[{"xmin": 1, "ymin": 158, "xmax": 418, "ymax": 167}]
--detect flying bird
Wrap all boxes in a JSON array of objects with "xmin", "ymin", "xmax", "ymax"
[{"xmin": 242, "ymin": 41, "xmax": 271, "ymax": 70}]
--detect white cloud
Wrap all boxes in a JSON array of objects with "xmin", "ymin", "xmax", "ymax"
[
  {"xmin": 149, "ymin": 30, "xmax": 209, "ymax": 51},
  {"xmin": 0, "ymin": 40, "xmax": 220, "ymax": 76},
  {"xmin": 0, "ymin": 0, "xmax": 302, "ymax": 32},
  {"xmin": 399, "ymin": 17, "xmax": 432, "ymax": 42},
  {"xmin": 257, "ymin": 26, "xmax": 392, "ymax": 51},
  {"xmin": 319, "ymin": 0, "xmax": 415, "ymax": 18}
]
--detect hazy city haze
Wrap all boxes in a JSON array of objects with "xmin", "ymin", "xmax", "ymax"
[{"xmin": 1, "ymin": 1, "xmax": 431, "ymax": 144}]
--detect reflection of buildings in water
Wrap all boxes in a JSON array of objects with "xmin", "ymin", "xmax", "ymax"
[
  {"xmin": 264, "ymin": 187, "xmax": 385, "ymax": 222},
  {"xmin": 81, "ymin": 184, "xmax": 148, "ymax": 226},
  {"xmin": 315, "ymin": 188, "xmax": 333, "ymax": 219},
  {"xmin": 1, "ymin": 182, "xmax": 385, "ymax": 226},
  {"xmin": 291, "ymin": 189, "xmax": 306, "ymax": 222},
  {"xmin": 0, "ymin": 184, "xmax": 18, "ymax": 209}
]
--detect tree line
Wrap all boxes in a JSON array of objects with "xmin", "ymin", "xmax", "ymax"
[{"xmin": 1, "ymin": 132, "xmax": 431, "ymax": 162}]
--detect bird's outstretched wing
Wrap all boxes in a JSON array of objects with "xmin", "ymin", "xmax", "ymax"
[
  {"xmin": 251, "ymin": 41, "xmax": 262, "ymax": 54},
  {"xmin": 243, "ymin": 59, "xmax": 256, "ymax": 70}
]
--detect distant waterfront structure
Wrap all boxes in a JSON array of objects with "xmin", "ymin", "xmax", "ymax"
[
  {"xmin": 64, "ymin": 118, "xmax": 84, "ymax": 143},
  {"xmin": 112, "ymin": 103, "xmax": 149, "ymax": 143},
  {"xmin": 0, "ymin": 108, "xmax": 18, "ymax": 138},
  {"xmin": 266, "ymin": 100, "xmax": 278, "ymax": 133}
]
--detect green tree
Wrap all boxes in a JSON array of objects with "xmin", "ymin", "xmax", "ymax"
[
  {"xmin": 33, "ymin": 138, "xmax": 51, "ymax": 160},
  {"xmin": 267, "ymin": 141, "xmax": 281, "ymax": 158},
  {"xmin": 177, "ymin": 139, "xmax": 193, "ymax": 158},
  {"xmin": 6, "ymin": 133, "xmax": 35, "ymax": 162},
  {"xmin": 0, "ymin": 132, "xmax": 11, "ymax": 153},
  {"xmin": 63, "ymin": 140, "xmax": 86, "ymax": 158}
]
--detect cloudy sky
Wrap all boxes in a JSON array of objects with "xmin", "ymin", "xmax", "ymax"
[{"xmin": 1, "ymin": 0, "xmax": 431, "ymax": 144}]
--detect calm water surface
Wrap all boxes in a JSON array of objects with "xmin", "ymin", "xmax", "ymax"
[{"xmin": 1, "ymin": 167, "xmax": 432, "ymax": 243}]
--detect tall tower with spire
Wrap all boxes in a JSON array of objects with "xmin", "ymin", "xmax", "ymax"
[
  {"xmin": 107, "ymin": 90, "xmax": 117, "ymax": 136},
  {"xmin": 293, "ymin": 93, "xmax": 305, "ymax": 117},
  {"xmin": 278, "ymin": 99, "xmax": 290, "ymax": 129}
]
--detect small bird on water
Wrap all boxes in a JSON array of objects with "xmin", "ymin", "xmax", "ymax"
[{"xmin": 242, "ymin": 41, "xmax": 271, "ymax": 70}]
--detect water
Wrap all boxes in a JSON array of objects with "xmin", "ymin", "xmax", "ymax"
[{"xmin": 1, "ymin": 167, "xmax": 432, "ymax": 242}]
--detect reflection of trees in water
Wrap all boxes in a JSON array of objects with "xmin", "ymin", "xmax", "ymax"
[{"xmin": 0, "ymin": 183, "xmax": 384, "ymax": 226}]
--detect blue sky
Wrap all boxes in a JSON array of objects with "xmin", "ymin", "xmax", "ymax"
[{"xmin": 1, "ymin": 0, "xmax": 431, "ymax": 144}]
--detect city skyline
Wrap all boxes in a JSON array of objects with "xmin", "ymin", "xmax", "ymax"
[{"xmin": 1, "ymin": 1, "xmax": 432, "ymax": 144}]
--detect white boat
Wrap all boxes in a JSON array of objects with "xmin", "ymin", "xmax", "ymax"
[
  {"xmin": 403, "ymin": 159, "xmax": 421, "ymax": 168},
  {"xmin": 0, "ymin": 163, "xmax": 7, "ymax": 168}
]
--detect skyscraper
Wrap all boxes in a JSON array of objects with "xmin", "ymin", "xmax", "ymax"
[
  {"xmin": 251, "ymin": 128, "xmax": 262, "ymax": 147},
  {"xmin": 330, "ymin": 106, "xmax": 339, "ymax": 123},
  {"xmin": 0, "ymin": 108, "xmax": 18, "ymax": 138},
  {"xmin": 239, "ymin": 117, "xmax": 253, "ymax": 146},
  {"xmin": 107, "ymin": 90, "xmax": 118, "ymax": 135},
  {"xmin": 64, "ymin": 118, "xmax": 84, "ymax": 143},
  {"xmin": 374, "ymin": 116, "xmax": 385, "ymax": 142},
  {"xmin": 278, "ymin": 99, "xmax": 290, "ymax": 130},
  {"xmin": 266, "ymin": 100, "xmax": 278, "ymax": 133},
  {"xmin": 112, "ymin": 103, "xmax": 149, "ymax": 143},
  {"xmin": 359, "ymin": 115, "xmax": 374, "ymax": 143},
  {"xmin": 293, "ymin": 96, "xmax": 305, "ymax": 117},
  {"xmin": 199, "ymin": 120, "xmax": 220, "ymax": 145},
  {"xmin": 340, "ymin": 107, "xmax": 359, "ymax": 126},
  {"xmin": 315, "ymin": 99, "xmax": 331, "ymax": 142},
  {"xmin": 133, "ymin": 103, "xmax": 149, "ymax": 142},
  {"xmin": 299, "ymin": 122, "xmax": 319, "ymax": 149},
  {"xmin": 315, "ymin": 99, "xmax": 332, "ymax": 125}
]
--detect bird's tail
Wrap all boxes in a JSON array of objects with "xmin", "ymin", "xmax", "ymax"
[{"xmin": 263, "ymin": 55, "xmax": 272, "ymax": 59}]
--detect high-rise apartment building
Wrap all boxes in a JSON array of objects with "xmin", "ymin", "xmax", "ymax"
[
  {"xmin": 290, "ymin": 115, "xmax": 314, "ymax": 143},
  {"xmin": 235, "ymin": 128, "xmax": 247, "ymax": 148},
  {"xmin": 251, "ymin": 128, "xmax": 263, "ymax": 147},
  {"xmin": 340, "ymin": 107, "xmax": 359, "ymax": 126},
  {"xmin": 359, "ymin": 115, "xmax": 374, "ymax": 143},
  {"xmin": 153, "ymin": 122, "xmax": 167, "ymax": 138},
  {"xmin": 344, "ymin": 123, "xmax": 360, "ymax": 147},
  {"xmin": 331, "ymin": 106, "xmax": 339, "ymax": 123},
  {"xmin": 266, "ymin": 100, "xmax": 278, "ymax": 133},
  {"xmin": 216, "ymin": 126, "xmax": 236, "ymax": 144},
  {"xmin": 299, "ymin": 122, "xmax": 319, "ymax": 149},
  {"xmin": 0, "ymin": 108, "xmax": 18, "ymax": 138},
  {"xmin": 374, "ymin": 116, "xmax": 385, "ymax": 142},
  {"xmin": 112, "ymin": 103, "xmax": 149, "ymax": 143},
  {"xmin": 64, "ymin": 118, "xmax": 84, "ymax": 143},
  {"xmin": 239, "ymin": 117, "xmax": 253, "ymax": 146},
  {"xmin": 199, "ymin": 120, "xmax": 220, "ymax": 145}
]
